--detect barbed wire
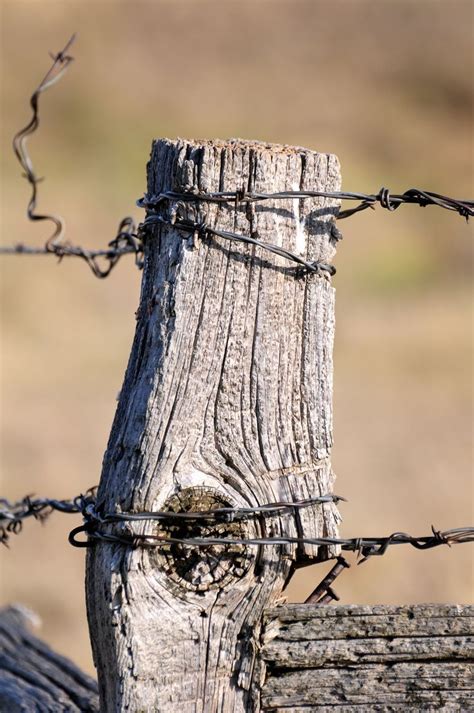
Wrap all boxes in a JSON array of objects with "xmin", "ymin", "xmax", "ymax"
[
  {"xmin": 2, "ymin": 35, "xmax": 143, "ymax": 278},
  {"xmin": 138, "ymin": 187, "xmax": 474, "ymax": 221},
  {"xmin": 142, "ymin": 213, "xmax": 338, "ymax": 276},
  {"xmin": 0, "ymin": 491, "xmax": 342, "ymax": 545},
  {"xmin": 11, "ymin": 33, "xmax": 75, "ymax": 253},
  {"xmin": 0, "ymin": 489, "xmax": 97, "ymax": 545},
  {"xmin": 1, "ymin": 37, "xmax": 472, "ymax": 278},
  {"xmin": 1, "ymin": 489, "xmax": 472, "ymax": 565},
  {"xmin": 0, "ymin": 218, "xmax": 144, "ymax": 279},
  {"xmin": 69, "ymin": 523, "xmax": 474, "ymax": 565}
]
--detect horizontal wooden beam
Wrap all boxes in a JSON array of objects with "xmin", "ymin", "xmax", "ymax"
[
  {"xmin": 0, "ymin": 605, "xmax": 99, "ymax": 712},
  {"xmin": 260, "ymin": 603, "xmax": 474, "ymax": 711},
  {"xmin": 2, "ymin": 602, "xmax": 472, "ymax": 710}
]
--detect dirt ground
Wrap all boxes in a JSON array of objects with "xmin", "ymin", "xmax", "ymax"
[{"xmin": 1, "ymin": 0, "xmax": 472, "ymax": 676}]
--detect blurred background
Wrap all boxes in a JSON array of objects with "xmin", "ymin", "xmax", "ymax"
[{"xmin": 1, "ymin": 0, "xmax": 472, "ymax": 676}]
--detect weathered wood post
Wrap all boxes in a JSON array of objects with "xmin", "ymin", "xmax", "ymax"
[{"xmin": 86, "ymin": 139, "xmax": 341, "ymax": 711}]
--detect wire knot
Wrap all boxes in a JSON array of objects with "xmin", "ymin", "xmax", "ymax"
[
  {"xmin": 431, "ymin": 525, "xmax": 448, "ymax": 545},
  {"xmin": 377, "ymin": 187, "xmax": 397, "ymax": 211},
  {"xmin": 235, "ymin": 187, "xmax": 249, "ymax": 206},
  {"xmin": 309, "ymin": 261, "xmax": 337, "ymax": 277},
  {"xmin": 194, "ymin": 221, "xmax": 209, "ymax": 242}
]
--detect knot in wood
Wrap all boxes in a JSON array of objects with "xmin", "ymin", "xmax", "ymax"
[{"xmin": 152, "ymin": 487, "xmax": 253, "ymax": 593}]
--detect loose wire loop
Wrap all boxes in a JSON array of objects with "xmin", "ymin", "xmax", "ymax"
[
  {"xmin": 1, "ymin": 490, "xmax": 472, "ymax": 565},
  {"xmin": 0, "ymin": 38, "xmax": 472, "ymax": 278},
  {"xmin": 5, "ymin": 35, "xmax": 143, "ymax": 278}
]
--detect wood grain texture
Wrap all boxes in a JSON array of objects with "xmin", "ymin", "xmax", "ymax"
[
  {"xmin": 261, "ymin": 604, "xmax": 474, "ymax": 711},
  {"xmin": 0, "ymin": 605, "xmax": 99, "ymax": 712},
  {"xmin": 86, "ymin": 138, "xmax": 341, "ymax": 712}
]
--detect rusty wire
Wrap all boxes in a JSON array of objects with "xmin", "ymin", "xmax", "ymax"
[
  {"xmin": 139, "ymin": 187, "xmax": 474, "ymax": 221},
  {"xmin": 0, "ymin": 217, "xmax": 144, "ymax": 279},
  {"xmin": 0, "ymin": 489, "xmax": 97, "ymax": 546},
  {"xmin": 142, "ymin": 213, "xmax": 338, "ymax": 276},
  {"xmin": 1, "ymin": 38, "xmax": 472, "ymax": 279},
  {"xmin": 1, "ymin": 489, "xmax": 472, "ymax": 564},
  {"xmin": 0, "ymin": 491, "xmax": 342, "ymax": 546},
  {"xmin": 69, "ymin": 521, "xmax": 474, "ymax": 565},
  {"xmin": 138, "ymin": 178, "xmax": 473, "ymax": 276},
  {"xmin": 2, "ymin": 35, "xmax": 143, "ymax": 278},
  {"xmin": 11, "ymin": 33, "xmax": 75, "ymax": 253}
]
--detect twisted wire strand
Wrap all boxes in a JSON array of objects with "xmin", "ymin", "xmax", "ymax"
[
  {"xmin": 0, "ymin": 490, "xmax": 94, "ymax": 545},
  {"xmin": 68, "ymin": 523, "xmax": 474, "ymax": 565},
  {"xmin": 140, "ymin": 181, "xmax": 473, "ymax": 277},
  {"xmin": 3, "ymin": 36, "xmax": 143, "ymax": 278},
  {"xmin": 1, "ymin": 489, "xmax": 471, "ymax": 565},
  {"xmin": 12, "ymin": 34, "xmax": 76, "ymax": 251},
  {"xmin": 142, "ymin": 214, "xmax": 337, "ymax": 276},
  {"xmin": 1, "ymin": 39, "xmax": 471, "ymax": 278},
  {"xmin": 0, "ymin": 491, "xmax": 342, "ymax": 546},
  {"xmin": 139, "ymin": 187, "xmax": 474, "ymax": 220},
  {"xmin": 0, "ymin": 491, "xmax": 343, "ymax": 543}
]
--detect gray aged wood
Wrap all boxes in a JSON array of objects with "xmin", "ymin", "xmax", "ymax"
[
  {"xmin": 261, "ymin": 604, "xmax": 474, "ymax": 711},
  {"xmin": 86, "ymin": 138, "xmax": 341, "ymax": 712},
  {"xmin": 0, "ymin": 605, "xmax": 99, "ymax": 712},
  {"xmin": 1, "ymin": 602, "xmax": 471, "ymax": 712}
]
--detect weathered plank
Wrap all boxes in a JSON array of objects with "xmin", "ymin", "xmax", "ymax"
[
  {"xmin": 86, "ymin": 138, "xmax": 341, "ymax": 712},
  {"xmin": 2, "ymin": 602, "xmax": 471, "ymax": 711},
  {"xmin": 261, "ymin": 604, "xmax": 474, "ymax": 711},
  {"xmin": 0, "ymin": 605, "xmax": 99, "ymax": 712}
]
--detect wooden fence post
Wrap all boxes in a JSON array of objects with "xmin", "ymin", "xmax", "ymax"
[{"xmin": 86, "ymin": 139, "xmax": 341, "ymax": 712}]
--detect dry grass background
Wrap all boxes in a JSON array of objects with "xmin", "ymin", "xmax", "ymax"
[{"xmin": 0, "ymin": 0, "xmax": 472, "ymax": 676}]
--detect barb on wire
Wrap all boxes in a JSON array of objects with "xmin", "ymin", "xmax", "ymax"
[
  {"xmin": 69, "ymin": 522, "xmax": 474, "ymax": 565},
  {"xmin": 0, "ymin": 488, "xmax": 97, "ymax": 546},
  {"xmin": 69, "ymin": 518, "xmax": 474, "ymax": 564},
  {"xmin": 3, "ymin": 39, "xmax": 472, "ymax": 278},
  {"xmin": 139, "ymin": 186, "xmax": 474, "ymax": 221},
  {"xmin": 1, "ymin": 488, "xmax": 472, "ymax": 565},
  {"xmin": 2, "ymin": 35, "xmax": 144, "ymax": 278},
  {"xmin": 0, "ymin": 491, "xmax": 343, "ymax": 545},
  {"xmin": 137, "ymin": 183, "xmax": 473, "ymax": 277},
  {"xmin": 143, "ymin": 214, "xmax": 337, "ymax": 277},
  {"xmin": 0, "ymin": 218, "xmax": 144, "ymax": 279}
]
